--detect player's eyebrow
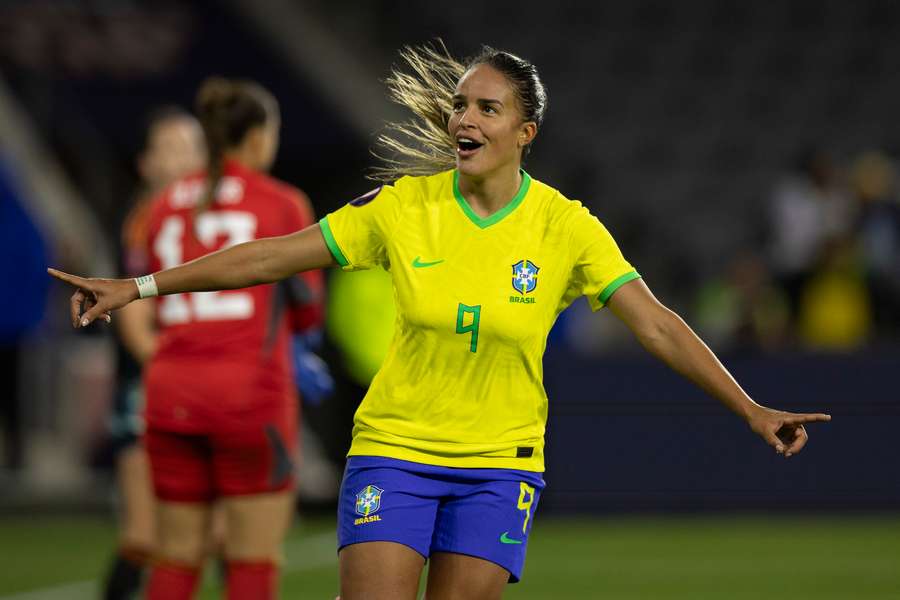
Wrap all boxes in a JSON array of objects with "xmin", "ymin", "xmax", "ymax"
[{"xmin": 452, "ymin": 94, "xmax": 504, "ymax": 107}]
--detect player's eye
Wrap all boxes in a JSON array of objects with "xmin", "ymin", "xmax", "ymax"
[
  {"xmin": 482, "ymin": 105, "xmax": 497, "ymax": 114},
  {"xmin": 452, "ymin": 101, "xmax": 465, "ymax": 112}
]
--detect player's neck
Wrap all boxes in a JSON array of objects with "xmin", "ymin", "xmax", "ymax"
[
  {"xmin": 458, "ymin": 167, "xmax": 522, "ymax": 218},
  {"xmin": 224, "ymin": 148, "xmax": 261, "ymax": 172}
]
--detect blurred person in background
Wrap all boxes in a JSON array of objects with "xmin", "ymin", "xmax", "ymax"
[
  {"xmin": 0, "ymin": 155, "xmax": 49, "ymax": 473},
  {"xmin": 102, "ymin": 77, "xmax": 322, "ymax": 600},
  {"xmin": 796, "ymin": 236, "xmax": 872, "ymax": 350},
  {"xmin": 852, "ymin": 151, "xmax": 900, "ymax": 338},
  {"xmin": 103, "ymin": 106, "xmax": 206, "ymax": 600},
  {"xmin": 693, "ymin": 252, "xmax": 791, "ymax": 354},
  {"xmin": 51, "ymin": 44, "xmax": 831, "ymax": 600},
  {"xmin": 767, "ymin": 147, "xmax": 854, "ymax": 333},
  {"xmin": 790, "ymin": 152, "xmax": 894, "ymax": 352}
]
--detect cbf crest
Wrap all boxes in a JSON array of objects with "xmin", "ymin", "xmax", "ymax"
[
  {"xmin": 512, "ymin": 260, "xmax": 540, "ymax": 295},
  {"xmin": 355, "ymin": 485, "xmax": 383, "ymax": 517}
]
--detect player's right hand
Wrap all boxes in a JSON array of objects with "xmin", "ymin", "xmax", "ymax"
[
  {"xmin": 746, "ymin": 405, "xmax": 831, "ymax": 458},
  {"xmin": 47, "ymin": 268, "xmax": 139, "ymax": 328}
]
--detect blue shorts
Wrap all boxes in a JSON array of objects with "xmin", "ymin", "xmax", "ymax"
[{"xmin": 337, "ymin": 456, "xmax": 545, "ymax": 583}]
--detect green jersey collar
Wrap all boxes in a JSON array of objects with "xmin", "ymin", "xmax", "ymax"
[{"xmin": 453, "ymin": 169, "xmax": 532, "ymax": 229}]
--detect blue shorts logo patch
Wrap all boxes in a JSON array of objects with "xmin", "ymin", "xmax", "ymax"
[{"xmin": 354, "ymin": 485, "xmax": 384, "ymax": 525}]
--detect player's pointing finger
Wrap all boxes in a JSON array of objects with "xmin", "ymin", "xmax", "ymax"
[
  {"xmin": 784, "ymin": 413, "xmax": 832, "ymax": 424},
  {"xmin": 48, "ymin": 268, "xmax": 91, "ymax": 290}
]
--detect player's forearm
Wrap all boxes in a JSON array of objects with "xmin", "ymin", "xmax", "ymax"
[
  {"xmin": 153, "ymin": 237, "xmax": 278, "ymax": 295},
  {"xmin": 637, "ymin": 307, "xmax": 762, "ymax": 421},
  {"xmin": 152, "ymin": 224, "xmax": 335, "ymax": 296}
]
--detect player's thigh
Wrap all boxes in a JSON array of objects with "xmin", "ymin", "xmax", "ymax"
[
  {"xmin": 337, "ymin": 458, "xmax": 441, "ymax": 559},
  {"xmin": 210, "ymin": 418, "xmax": 297, "ymax": 560},
  {"xmin": 145, "ymin": 428, "xmax": 216, "ymax": 564},
  {"xmin": 340, "ymin": 541, "xmax": 425, "ymax": 600},
  {"xmin": 207, "ymin": 502, "xmax": 227, "ymax": 555},
  {"xmin": 426, "ymin": 551, "xmax": 508, "ymax": 600},
  {"xmin": 156, "ymin": 500, "xmax": 212, "ymax": 565},
  {"xmin": 220, "ymin": 491, "xmax": 295, "ymax": 561},
  {"xmin": 431, "ymin": 478, "xmax": 543, "ymax": 584},
  {"xmin": 116, "ymin": 443, "xmax": 156, "ymax": 547},
  {"xmin": 337, "ymin": 457, "xmax": 446, "ymax": 599}
]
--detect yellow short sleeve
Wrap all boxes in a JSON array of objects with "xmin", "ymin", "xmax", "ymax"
[
  {"xmin": 319, "ymin": 183, "xmax": 402, "ymax": 271},
  {"xmin": 566, "ymin": 204, "xmax": 640, "ymax": 311}
]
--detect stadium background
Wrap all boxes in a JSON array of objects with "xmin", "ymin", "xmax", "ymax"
[{"xmin": 1, "ymin": 0, "xmax": 898, "ymax": 598}]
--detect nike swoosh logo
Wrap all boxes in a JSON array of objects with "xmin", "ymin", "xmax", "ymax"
[
  {"xmin": 412, "ymin": 256, "xmax": 444, "ymax": 268},
  {"xmin": 499, "ymin": 531, "xmax": 523, "ymax": 545}
]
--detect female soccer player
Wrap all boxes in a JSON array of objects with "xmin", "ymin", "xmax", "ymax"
[
  {"xmin": 93, "ymin": 77, "xmax": 322, "ymax": 600},
  {"xmin": 104, "ymin": 105, "xmax": 206, "ymax": 600},
  {"xmin": 51, "ymin": 45, "xmax": 830, "ymax": 600}
]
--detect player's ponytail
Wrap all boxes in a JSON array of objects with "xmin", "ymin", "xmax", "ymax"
[
  {"xmin": 370, "ymin": 41, "xmax": 548, "ymax": 182},
  {"xmin": 369, "ymin": 41, "xmax": 465, "ymax": 182},
  {"xmin": 194, "ymin": 77, "xmax": 278, "ymax": 215}
]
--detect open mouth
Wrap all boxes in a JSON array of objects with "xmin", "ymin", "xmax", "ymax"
[{"xmin": 456, "ymin": 137, "xmax": 484, "ymax": 157}]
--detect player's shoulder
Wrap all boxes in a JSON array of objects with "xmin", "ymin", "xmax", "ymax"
[
  {"xmin": 393, "ymin": 169, "xmax": 453, "ymax": 205},
  {"xmin": 122, "ymin": 192, "xmax": 155, "ymax": 228},
  {"xmin": 525, "ymin": 175, "xmax": 614, "ymax": 246},
  {"xmin": 236, "ymin": 169, "xmax": 317, "ymax": 231},
  {"xmin": 120, "ymin": 194, "xmax": 155, "ymax": 243},
  {"xmin": 243, "ymin": 169, "xmax": 308, "ymax": 206},
  {"xmin": 526, "ymin": 174, "xmax": 584, "ymax": 223},
  {"xmin": 146, "ymin": 178, "xmax": 188, "ymax": 225},
  {"xmin": 342, "ymin": 170, "xmax": 451, "ymax": 212}
]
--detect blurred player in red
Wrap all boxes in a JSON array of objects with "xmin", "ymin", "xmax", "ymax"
[
  {"xmin": 104, "ymin": 105, "xmax": 206, "ymax": 600},
  {"xmin": 140, "ymin": 77, "xmax": 323, "ymax": 600}
]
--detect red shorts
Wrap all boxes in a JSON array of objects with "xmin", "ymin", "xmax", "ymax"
[{"xmin": 145, "ymin": 419, "xmax": 297, "ymax": 502}]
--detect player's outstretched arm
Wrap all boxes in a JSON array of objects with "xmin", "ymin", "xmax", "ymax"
[
  {"xmin": 606, "ymin": 278, "xmax": 831, "ymax": 458},
  {"xmin": 49, "ymin": 223, "xmax": 336, "ymax": 328}
]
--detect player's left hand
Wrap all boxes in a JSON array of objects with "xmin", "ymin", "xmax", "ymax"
[
  {"xmin": 746, "ymin": 406, "xmax": 831, "ymax": 458},
  {"xmin": 291, "ymin": 334, "xmax": 334, "ymax": 406}
]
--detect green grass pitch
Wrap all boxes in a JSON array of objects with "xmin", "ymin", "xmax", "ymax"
[{"xmin": 2, "ymin": 514, "xmax": 899, "ymax": 599}]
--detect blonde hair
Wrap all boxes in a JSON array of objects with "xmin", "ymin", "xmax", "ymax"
[
  {"xmin": 370, "ymin": 41, "xmax": 549, "ymax": 183},
  {"xmin": 369, "ymin": 41, "xmax": 466, "ymax": 182}
]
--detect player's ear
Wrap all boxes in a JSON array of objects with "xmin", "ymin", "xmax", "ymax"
[{"xmin": 518, "ymin": 122, "xmax": 537, "ymax": 149}]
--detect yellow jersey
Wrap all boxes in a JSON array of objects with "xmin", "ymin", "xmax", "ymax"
[{"xmin": 320, "ymin": 169, "xmax": 639, "ymax": 471}]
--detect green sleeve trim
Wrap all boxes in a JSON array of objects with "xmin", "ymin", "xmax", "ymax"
[
  {"xmin": 453, "ymin": 169, "xmax": 531, "ymax": 229},
  {"xmin": 597, "ymin": 270, "xmax": 641, "ymax": 305},
  {"xmin": 319, "ymin": 216, "xmax": 349, "ymax": 267}
]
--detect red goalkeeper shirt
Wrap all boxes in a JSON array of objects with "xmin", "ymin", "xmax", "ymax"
[{"xmin": 142, "ymin": 159, "xmax": 323, "ymax": 432}]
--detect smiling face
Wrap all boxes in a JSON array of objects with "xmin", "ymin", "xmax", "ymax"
[{"xmin": 448, "ymin": 64, "xmax": 537, "ymax": 179}]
